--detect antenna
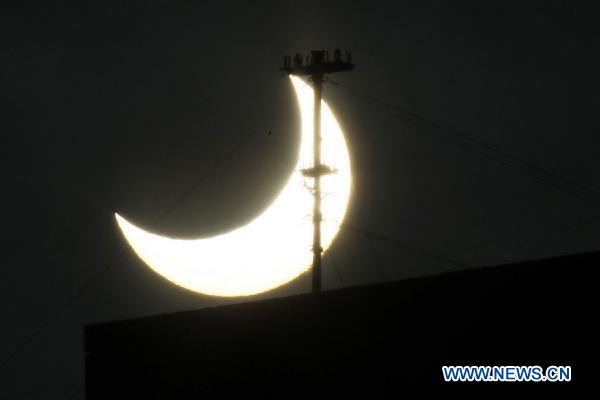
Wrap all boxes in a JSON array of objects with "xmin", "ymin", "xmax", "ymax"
[{"xmin": 281, "ymin": 49, "xmax": 354, "ymax": 294}]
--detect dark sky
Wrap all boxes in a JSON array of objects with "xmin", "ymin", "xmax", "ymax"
[{"xmin": 1, "ymin": 0, "xmax": 598, "ymax": 398}]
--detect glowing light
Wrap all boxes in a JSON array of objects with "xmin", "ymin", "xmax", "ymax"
[{"xmin": 115, "ymin": 76, "xmax": 352, "ymax": 296}]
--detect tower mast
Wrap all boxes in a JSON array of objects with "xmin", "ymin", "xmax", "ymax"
[{"xmin": 281, "ymin": 49, "xmax": 353, "ymax": 294}]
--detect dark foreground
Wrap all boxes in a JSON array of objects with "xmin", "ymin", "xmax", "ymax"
[{"xmin": 85, "ymin": 251, "xmax": 587, "ymax": 398}]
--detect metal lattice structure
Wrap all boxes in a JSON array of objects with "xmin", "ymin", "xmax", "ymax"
[{"xmin": 281, "ymin": 49, "xmax": 353, "ymax": 293}]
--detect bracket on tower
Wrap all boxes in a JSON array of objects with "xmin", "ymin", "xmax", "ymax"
[{"xmin": 281, "ymin": 49, "xmax": 353, "ymax": 76}]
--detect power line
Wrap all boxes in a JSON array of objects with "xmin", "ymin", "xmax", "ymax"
[
  {"xmin": 326, "ymin": 251, "xmax": 345, "ymax": 288},
  {"xmin": 63, "ymin": 219, "xmax": 467, "ymax": 399},
  {"xmin": 341, "ymin": 223, "xmax": 471, "ymax": 271},
  {"xmin": 466, "ymin": 211, "xmax": 600, "ymax": 264},
  {"xmin": 328, "ymin": 80, "xmax": 600, "ymax": 262},
  {"xmin": 328, "ymin": 81, "xmax": 600, "ymax": 205},
  {"xmin": 152, "ymin": 96, "xmax": 294, "ymax": 227},
  {"xmin": 0, "ymin": 250, "xmax": 125, "ymax": 373},
  {"xmin": 348, "ymin": 182, "xmax": 386, "ymax": 281},
  {"xmin": 447, "ymin": 202, "xmax": 600, "ymax": 259},
  {"xmin": 0, "ymin": 91, "xmax": 294, "ymax": 376}
]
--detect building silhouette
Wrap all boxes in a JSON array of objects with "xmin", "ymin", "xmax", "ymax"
[{"xmin": 85, "ymin": 251, "xmax": 585, "ymax": 398}]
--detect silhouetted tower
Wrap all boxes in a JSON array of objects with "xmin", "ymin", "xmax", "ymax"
[{"xmin": 281, "ymin": 49, "xmax": 354, "ymax": 294}]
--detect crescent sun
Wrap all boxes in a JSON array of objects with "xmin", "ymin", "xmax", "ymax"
[{"xmin": 115, "ymin": 76, "xmax": 352, "ymax": 297}]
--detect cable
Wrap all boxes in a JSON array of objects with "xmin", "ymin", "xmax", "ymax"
[
  {"xmin": 447, "ymin": 202, "xmax": 600, "ymax": 259},
  {"xmin": 0, "ymin": 90, "xmax": 295, "ymax": 376},
  {"xmin": 329, "ymin": 80, "xmax": 600, "ymax": 262},
  {"xmin": 328, "ymin": 81, "xmax": 600, "ymax": 205},
  {"xmin": 468, "ymin": 212, "xmax": 600, "ymax": 264},
  {"xmin": 0, "ymin": 250, "xmax": 126, "ymax": 373},
  {"xmin": 366, "ymin": 238, "xmax": 385, "ymax": 280},
  {"xmin": 347, "ymin": 183, "xmax": 386, "ymax": 281},
  {"xmin": 151, "ymin": 95, "xmax": 294, "ymax": 227},
  {"xmin": 326, "ymin": 251, "xmax": 345, "ymax": 288},
  {"xmin": 341, "ymin": 223, "xmax": 472, "ymax": 271}
]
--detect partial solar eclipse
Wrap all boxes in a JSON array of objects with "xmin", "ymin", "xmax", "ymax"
[{"xmin": 115, "ymin": 76, "xmax": 352, "ymax": 296}]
